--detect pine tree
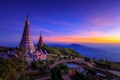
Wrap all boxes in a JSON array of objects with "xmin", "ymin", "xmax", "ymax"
[{"xmin": 51, "ymin": 67, "xmax": 64, "ymax": 80}]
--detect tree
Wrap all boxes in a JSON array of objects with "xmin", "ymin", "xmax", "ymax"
[
  {"xmin": 51, "ymin": 69, "xmax": 57, "ymax": 80},
  {"xmin": 31, "ymin": 61, "xmax": 40, "ymax": 70},
  {"xmin": 39, "ymin": 65, "xmax": 50, "ymax": 76},
  {"xmin": 85, "ymin": 57, "xmax": 91, "ymax": 62},
  {"xmin": 71, "ymin": 70, "xmax": 88, "ymax": 80},
  {"xmin": 87, "ymin": 69, "xmax": 97, "ymax": 75},
  {"xmin": 0, "ymin": 58, "xmax": 19, "ymax": 80},
  {"xmin": 51, "ymin": 67, "xmax": 64, "ymax": 80},
  {"xmin": 59, "ymin": 63, "xmax": 70, "ymax": 73},
  {"xmin": 17, "ymin": 47, "xmax": 28, "ymax": 72},
  {"xmin": 50, "ymin": 59, "xmax": 55, "ymax": 64},
  {"xmin": 98, "ymin": 58, "xmax": 104, "ymax": 62}
]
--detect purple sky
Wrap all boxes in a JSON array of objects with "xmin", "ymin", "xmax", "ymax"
[{"xmin": 0, "ymin": 0, "xmax": 120, "ymax": 46}]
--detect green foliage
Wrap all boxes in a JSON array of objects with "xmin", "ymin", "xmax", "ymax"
[
  {"xmin": 98, "ymin": 58, "xmax": 104, "ymax": 62},
  {"xmin": 51, "ymin": 67, "xmax": 64, "ymax": 80},
  {"xmin": 42, "ymin": 45, "xmax": 83, "ymax": 58},
  {"xmin": 94, "ymin": 61, "xmax": 111, "ymax": 69},
  {"xmin": 38, "ymin": 60, "xmax": 44, "ymax": 64},
  {"xmin": 17, "ymin": 47, "xmax": 28, "ymax": 72},
  {"xmin": 51, "ymin": 69, "xmax": 57, "ymax": 80},
  {"xmin": 37, "ymin": 44, "xmax": 43, "ymax": 50},
  {"xmin": 0, "ymin": 46, "xmax": 14, "ymax": 52},
  {"xmin": 18, "ymin": 46, "xmax": 26, "ymax": 54},
  {"xmin": 84, "ymin": 57, "xmax": 91, "ymax": 62},
  {"xmin": 58, "ymin": 63, "xmax": 70, "ymax": 73},
  {"xmin": 44, "ymin": 45, "xmax": 61, "ymax": 55},
  {"xmin": 31, "ymin": 61, "xmax": 40, "ymax": 70},
  {"xmin": 71, "ymin": 70, "xmax": 88, "ymax": 80},
  {"xmin": 0, "ymin": 46, "xmax": 28, "ymax": 80},
  {"xmin": 61, "ymin": 48, "xmax": 71, "ymax": 55},
  {"xmin": 39, "ymin": 65, "xmax": 50, "ymax": 76},
  {"xmin": 0, "ymin": 58, "xmax": 19, "ymax": 80},
  {"xmin": 50, "ymin": 59, "xmax": 56, "ymax": 64},
  {"xmin": 110, "ymin": 62, "xmax": 120, "ymax": 71},
  {"xmin": 87, "ymin": 69, "xmax": 97, "ymax": 75}
]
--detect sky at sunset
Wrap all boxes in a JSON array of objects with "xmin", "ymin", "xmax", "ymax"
[{"xmin": 0, "ymin": 0, "xmax": 120, "ymax": 46}]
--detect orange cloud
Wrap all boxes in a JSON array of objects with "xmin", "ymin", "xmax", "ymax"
[{"xmin": 33, "ymin": 35, "xmax": 120, "ymax": 44}]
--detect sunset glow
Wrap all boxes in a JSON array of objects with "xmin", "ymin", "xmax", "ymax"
[
  {"xmin": 0, "ymin": 0, "xmax": 120, "ymax": 46},
  {"xmin": 33, "ymin": 35, "xmax": 120, "ymax": 44}
]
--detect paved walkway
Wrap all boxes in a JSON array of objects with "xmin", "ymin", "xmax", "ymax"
[
  {"xmin": 21, "ymin": 59, "xmax": 120, "ymax": 78},
  {"xmin": 94, "ymin": 67, "xmax": 120, "ymax": 77},
  {"xmin": 108, "ymin": 70, "xmax": 120, "ymax": 77},
  {"xmin": 50, "ymin": 59, "xmax": 93, "ymax": 68},
  {"xmin": 51, "ymin": 59, "xmax": 120, "ymax": 77},
  {"xmin": 63, "ymin": 74, "xmax": 71, "ymax": 80},
  {"xmin": 36, "ymin": 76, "xmax": 50, "ymax": 80}
]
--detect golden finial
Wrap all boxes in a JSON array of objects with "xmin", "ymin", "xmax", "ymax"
[{"xmin": 25, "ymin": 14, "xmax": 30, "ymax": 25}]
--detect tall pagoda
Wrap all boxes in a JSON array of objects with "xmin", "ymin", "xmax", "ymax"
[{"xmin": 19, "ymin": 15, "xmax": 35, "ymax": 53}]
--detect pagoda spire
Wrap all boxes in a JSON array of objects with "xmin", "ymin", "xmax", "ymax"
[
  {"xmin": 37, "ymin": 31, "xmax": 43, "ymax": 48},
  {"xmin": 19, "ymin": 15, "xmax": 35, "ymax": 53},
  {"xmin": 25, "ymin": 15, "xmax": 30, "ymax": 25}
]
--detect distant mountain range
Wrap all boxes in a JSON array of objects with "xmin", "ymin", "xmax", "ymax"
[{"xmin": 49, "ymin": 44, "xmax": 120, "ymax": 62}]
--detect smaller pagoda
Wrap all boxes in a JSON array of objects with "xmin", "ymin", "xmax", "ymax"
[
  {"xmin": 34, "ymin": 32, "xmax": 48, "ymax": 60},
  {"xmin": 37, "ymin": 32, "xmax": 44, "ymax": 49}
]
